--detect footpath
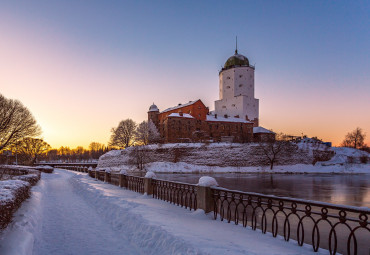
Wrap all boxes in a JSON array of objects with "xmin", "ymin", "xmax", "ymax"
[{"xmin": 0, "ymin": 169, "xmax": 327, "ymax": 255}]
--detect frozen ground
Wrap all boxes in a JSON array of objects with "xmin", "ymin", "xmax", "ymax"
[{"xmin": 0, "ymin": 169, "xmax": 329, "ymax": 255}]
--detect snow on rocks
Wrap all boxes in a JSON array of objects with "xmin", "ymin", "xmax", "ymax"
[
  {"xmin": 144, "ymin": 171, "xmax": 156, "ymax": 179},
  {"xmin": 197, "ymin": 176, "xmax": 218, "ymax": 187},
  {"xmin": 97, "ymin": 143, "xmax": 369, "ymax": 174}
]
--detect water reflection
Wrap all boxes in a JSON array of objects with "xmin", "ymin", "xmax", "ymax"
[{"xmin": 154, "ymin": 173, "xmax": 370, "ymax": 208}]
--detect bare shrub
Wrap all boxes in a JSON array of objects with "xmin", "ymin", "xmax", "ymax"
[
  {"xmin": 360, "ymin": 155, "xmax": 368, "ymax": 164},
  {"xmin": 347, "ymin": 156, "xmax": 355, "ymax": 164}
]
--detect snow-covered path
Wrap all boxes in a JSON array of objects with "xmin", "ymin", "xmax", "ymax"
[
  {"xmin": 31, "ymin": 170, "xmax": 140, "ymax": 255},
  {"xmin": 0, "ymin": 169, "xmax": 328, "ymax": 255}
]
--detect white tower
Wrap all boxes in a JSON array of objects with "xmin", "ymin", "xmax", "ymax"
[{"xmin": 214, "ymin": 48, "xmax": 259, "ymax": 126}]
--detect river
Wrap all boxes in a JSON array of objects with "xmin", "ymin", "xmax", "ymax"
[{"xmin": 154, "ymin": 173, "xmax": 370, "ymax": 208}]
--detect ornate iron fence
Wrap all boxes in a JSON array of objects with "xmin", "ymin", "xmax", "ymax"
[
  {"xmin": 126, "ymin": 175, "xmax": 144, "ymax": 193},
  {"xmin": 96, "ymin": 170, "xmax": 105, "ymax": 182},
  {"xmin": 110, "ymin": 173, "xmax": 120, "ymax": 186},
  {"xmin": 152, "ymin": 179, "xmax": 197, "ymax": 211},
  {"xmin": 211, "ymin": 187, "xmax": 370, "ymax": 255}
]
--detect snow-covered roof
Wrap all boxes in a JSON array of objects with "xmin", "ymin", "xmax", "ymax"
[
  {"xmin": 206, "ymin": 115, "xmax": 252, "ymax": 123},
  {"xmin": 253, "ymin": 127, "xmax": 275, "ymax": 134},
  {"xmin": 148, "ymin": 103, "xmax": 159, "ymax": 112},
  {"xmin": 168, "ymin": 113, "xmax": 194, "ymax": 119},
  {"xmin": 161, "ymin": 100, "xmax": 198, "ymax": 113}
]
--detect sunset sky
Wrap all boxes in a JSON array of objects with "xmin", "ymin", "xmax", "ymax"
[{"xmin": 1, "ymin": 1, "xmax": 369, "ymax": 148}]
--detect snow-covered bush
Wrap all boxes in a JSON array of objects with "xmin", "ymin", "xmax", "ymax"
[
  {"xmin": 0, "ymin": 180, "xmax": 31, "ymax": 229},
  {"xmin": 144, "ymin": 171, "xmax": 156, "ymax": 179},
  {"xmin": 35, "ymin": 165, "xmax": 54, "ymax": 173},
  {"xmin": 197, "ymin": 176, "xmax": 218, "ymax": 187},
  {"xmin": 12, "ymin": 174, "xmax": 40, "ymax": 186}
]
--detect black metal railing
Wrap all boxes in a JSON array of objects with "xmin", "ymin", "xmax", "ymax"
[
  {"xmin": 211, "ymin": 187, "xmax": 370, "ymax": 255},
  {"xmin": 110, "ymin": 173, "xmax": 120, "ymax": 186},
  {"xmin": 96, "ymin": 170, "xmax": 105, "ymax": 182},
  {"xmin": 152, "ymin": 179, "xmax": 197, "ymax": 211},
  {"xmin": 126, "ymin": 175, "xmax": 144, "ymax": 193}
]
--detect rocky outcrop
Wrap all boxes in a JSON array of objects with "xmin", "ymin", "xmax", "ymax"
[{"xmin": 98, "ymin": 143, "xmax": 313, "ymax": 169}]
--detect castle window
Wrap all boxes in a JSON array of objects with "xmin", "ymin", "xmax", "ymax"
[
  {"xmin": 227, "ymin": 76, "xmax": 230, "ymax": 79},
  {"xmin": 239, "ymin": 84, "xmax": 242, "ymax": 87},
  {"xmin": 239, "ymin": 75, "xmax": 243, "ymax": 78},
  {"xmin": 226, "ymin": 86, "xmax": 230, "ymax": 89},
  {"xmin": 222, "ymin": 106, "xmax": 226, "ymax": 109},
  {"xmin": 232, "ymin": 104, "xmax": 235, "ymax": 107}
]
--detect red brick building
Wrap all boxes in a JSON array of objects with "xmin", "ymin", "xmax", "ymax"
[{"xmin": 148, "ymin": 100, "xmax": 254, "ymax": 143}]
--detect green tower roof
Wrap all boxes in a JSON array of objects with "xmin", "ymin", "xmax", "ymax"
[{"xmin": 224, "ymin": 50, "xmax": 250, "ymax": 69}]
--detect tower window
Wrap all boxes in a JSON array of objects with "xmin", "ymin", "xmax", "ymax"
[
  {"xmin": 227, "ymin": 76, "xmax": 230, "ymax": 79},
  {"xmin": 226, "ymin": 86, "xmax": 230, "ymax": 89},
  {"xmin": 239, "ymin": 84, "xmax": 243, "ymax": 87},
  {"xmin": 232, "ymin": 104, "xmax": 235, "ymax": 107},
  {"xmin": 239, "ymin": 75, "xmax": 243, "ymax": 78},
  {"xmin": 222, "ymin": 106, "xmax": 226, "ymax": 109}
]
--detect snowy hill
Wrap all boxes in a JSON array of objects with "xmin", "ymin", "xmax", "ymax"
[{"xmin": 97, "ymin": 142, "xmax": 369, "ymax": 174}]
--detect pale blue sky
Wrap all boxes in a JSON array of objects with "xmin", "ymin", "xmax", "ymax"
[{"xmin": 1, "ymin": 1, "xmax": 369, "ymax": 147}]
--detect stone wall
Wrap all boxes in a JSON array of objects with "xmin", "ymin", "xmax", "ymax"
[{"xmin": 98, "ymin": 143, "xmax": 313, "ymax": 169}]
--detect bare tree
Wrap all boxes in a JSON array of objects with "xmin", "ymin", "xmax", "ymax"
[
  {"xmin": 135, "ymin": 120, "xmax": 160, "ymax": 145},
  {"xmin": 258, "ymin": 140, "xmax": 293, "ymax": 170},
  {"xmin": 14, "ymin": 138, "xmax": 51, "ymax": 165},
  {"xmin": 129, "ymin": 146, "xmax": 150, "ymax": 170},
  {"xmin": 0, "ymin": 94, "xmax": 41, "ymax": 151},
  {"xmin": 109, "ymin": 119, "xmax": 137, "ymax": 148},
  {"xmin": 341, "ymin": 127, "xmax": 366, "ymax": 149}
]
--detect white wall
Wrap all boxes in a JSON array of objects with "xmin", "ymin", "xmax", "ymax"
[{"xmin": 215, "ymin": 66, "xmax": 258, "ymax": 121}]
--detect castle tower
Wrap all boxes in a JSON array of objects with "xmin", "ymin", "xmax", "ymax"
[
  {"xmin": 214, "ymin": 48, "xmax": 259, "ymax": 126},
  {"xmin": 148, "ymin": 103, "xmax": 159, "ymax": 128}
]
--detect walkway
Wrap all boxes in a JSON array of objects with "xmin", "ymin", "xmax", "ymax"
[{"xmin": 0, "ymin": 170, "xmax": 326, "ymax": 255}]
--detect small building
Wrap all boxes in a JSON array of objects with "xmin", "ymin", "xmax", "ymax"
[{"xmin": 253, "ymin": 127, "xmax": 276, "ymax": 142}]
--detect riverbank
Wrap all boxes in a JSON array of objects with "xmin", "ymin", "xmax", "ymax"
[
  {"xmin": 142, "ymin": 161, "xmax": 370, "ymax": 174},
  {"xmin": 98, "ymin": 143, "xmax": 369, "ymax": 174}
]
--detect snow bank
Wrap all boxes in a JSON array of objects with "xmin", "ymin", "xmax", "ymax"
[
  {"xmin": 144, "ymin": 171, "xmax": 156, "ymax": 179},
  {"xmin": 197, "ymin": 176, "xmax": 218, "ymax": 187},
  {"xmin": 69, "ymin": 171, "xmax": 326, "ymax": 254}
]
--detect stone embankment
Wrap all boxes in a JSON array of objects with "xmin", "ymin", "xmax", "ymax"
[{"xmin": 98, "ymin": 143, "xmax": 314, "ymax": 169}]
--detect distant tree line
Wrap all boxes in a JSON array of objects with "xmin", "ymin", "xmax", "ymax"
[{"xmin": 40, "ymin": 142, "xmax": 112, "ymax": 162}]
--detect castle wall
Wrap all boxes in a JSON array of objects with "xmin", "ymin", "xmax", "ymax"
[{"xmin": 216, "ymin": 66, "xmax": 258, "ymax": 122}]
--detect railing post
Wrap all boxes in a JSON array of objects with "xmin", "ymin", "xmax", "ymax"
[
  {"xmin": 104, "ymin": 171, "xmax": 111, "ymax": 183},
  {"xmin": 197, "ymin": 186, "xmax": 213, "ymax": 213},
  {"xmin": 197, "ymin": 176, "xmax": 218, "ymax": 214},
  {"xmin": 119, "ymin": 174, "xmax": 127, "ymax": 188},
  {"xmin": 144, "ymin": 178, "xmax": 153, "ymax": 195},
  {"xmin": 95, "ymin": 169, "xmax": 99, "ymax": 179}
]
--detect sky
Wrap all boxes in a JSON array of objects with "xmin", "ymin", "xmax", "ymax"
[{"xmin": 0, "ymin": 0, "xmax": 369, "ymax": 148}]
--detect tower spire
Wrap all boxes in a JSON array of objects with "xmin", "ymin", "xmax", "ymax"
[{"xmin": 235, "ymin": 36, "xmax": 238, "ymax": 54}]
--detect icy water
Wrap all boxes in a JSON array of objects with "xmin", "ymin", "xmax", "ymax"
[{"xmin": 154, "ymin": 173, "xmax": 370, "ymax": 208}]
